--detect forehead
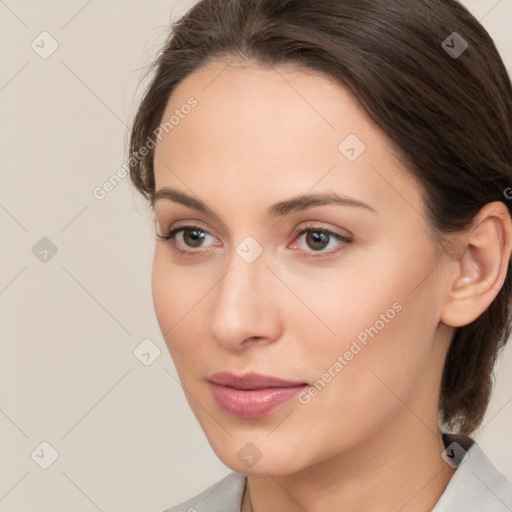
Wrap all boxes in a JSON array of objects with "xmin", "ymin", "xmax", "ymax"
[{"xmin": 153, "ymin": 59, "xmax": 425, "ymax": 222}]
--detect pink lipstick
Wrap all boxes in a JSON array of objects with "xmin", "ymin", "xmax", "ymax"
[{"xmin": 208, "ymin": 371, "xmax": 308, "ymax": 418}]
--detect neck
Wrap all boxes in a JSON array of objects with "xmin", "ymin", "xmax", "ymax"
[{"xmin": 242, "ymin": 415, "xmax": 456, "ymax": 512}]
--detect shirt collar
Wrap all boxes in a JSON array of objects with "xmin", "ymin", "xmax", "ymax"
[{"xmin": 432, "ymin": 432, "xmax": 512, "ymax": 511}]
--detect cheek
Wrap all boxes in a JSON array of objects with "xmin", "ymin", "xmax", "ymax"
[
  {"xmin": 288, "ymin": 301, "xmax": 437, "ymax": 463},
  {"xmin": 151, "ymin": 249, "xmax": 220, "ymax": 379},
  {"xmin": 151, "ymin": 251, "xmax": 196, "ymax": 359},
  {"xmin": 275, "ymin": 258, "xmax": 406, "ymax": 364},
  {"xmin": 291, "ymin": 245, "xmax": 440, "ymax": 401},
  {"xmin": 151, "ymin": 249, "xmax": 203, "ymax": 330},
  {"xmin": 321, "ymin": 303, "xmax": 438, "ymax": 426},
  {"xmin": 151, "ymin": 251, "xmax": 174, "ymax": 333}
]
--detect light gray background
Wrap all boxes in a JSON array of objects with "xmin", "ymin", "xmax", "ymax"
[{"xmin": 1, "ymin": 1, "xmax": 511, "ymax": 511}]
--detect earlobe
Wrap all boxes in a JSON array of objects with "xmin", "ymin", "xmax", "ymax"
[{"xmin": 440, "ymin": 201, "xmax": 512, "ymax": 328}]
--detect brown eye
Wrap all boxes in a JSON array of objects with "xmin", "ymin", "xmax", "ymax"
[
  {"xmin": 181, "ymin": 228, "xmax": 207, "ymax": 248},
  {"xmin": 156, "ymin": 225, "xmax": 216, "ymax": 256},
  {"xmin": 291, "ymin": 225, "xmax": 353, "ymax": 258},
  {"xmin": 304, "ymin": 231, "xmax": 330, "ymax": 251}
]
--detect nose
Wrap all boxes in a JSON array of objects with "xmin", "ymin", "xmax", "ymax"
[{"xmin": 207, "ymin": 249, "xmax": 283, "ymax": 351}]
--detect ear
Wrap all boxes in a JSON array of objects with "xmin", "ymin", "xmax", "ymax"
[{"xmin": 440, "ymin": 201, "xmax": 512, "ymax": 328}]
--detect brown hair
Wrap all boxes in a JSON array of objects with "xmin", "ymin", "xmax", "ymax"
[{"xmin": 128, "ymin": 0, "xmax": 512, "ymax": 435}]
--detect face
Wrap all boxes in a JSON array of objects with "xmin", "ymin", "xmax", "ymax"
[{"xmin": 151, "ymin": 59, "xmax": 453, "ymax": 476}]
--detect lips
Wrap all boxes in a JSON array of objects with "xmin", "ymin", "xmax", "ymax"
[
  {"xmin": 208, "ymin": 371, "xmax": 308, "ymax": 418},
  {"xmin": 208, "ymin": 371, "xmax": 307, "ymax": 389}
]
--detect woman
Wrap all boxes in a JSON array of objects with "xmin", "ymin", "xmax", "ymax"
[{"xmin": 128, "ymin": 0, "xmax": 512, "ymax": 510}]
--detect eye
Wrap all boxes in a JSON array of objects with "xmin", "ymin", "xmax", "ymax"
[
  {"xmin": 290, "ymin": 224, "xmax": 352, "ymax": 258},
  {"xmin": 156, "ymin": 225, "xmax": 217, "ymax": 256},
  {"xmin": 156, "ymin": 223, "xmax": 353, "ymax": 258}
]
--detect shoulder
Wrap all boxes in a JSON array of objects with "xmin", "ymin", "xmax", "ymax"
[
  {"xmin": 433, "ymin": 433, "xmax": 512, "ymax": 512},
  {"xmin": 159, "ymin": 471, "xmax": 246, "ymax": 512}
]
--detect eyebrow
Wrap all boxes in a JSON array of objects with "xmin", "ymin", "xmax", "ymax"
[{"xmin": 151, "ymin": 187, "xmax": 376, "ymax": 217}]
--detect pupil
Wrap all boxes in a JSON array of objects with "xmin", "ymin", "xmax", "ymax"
[
  {"xmin": 309, "ymin": 231, "xmax": 328, "ymax": 250},
  {"xmin": 186, "ymin": 229, "xmax": 205, "ymax": 247}
]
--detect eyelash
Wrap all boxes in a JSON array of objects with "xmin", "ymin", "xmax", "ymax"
[{"xmin": 156, "ymin": 223, "xmax": 353, "ymax": 259}]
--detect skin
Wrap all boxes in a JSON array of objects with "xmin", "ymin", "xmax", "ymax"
[{"xmin": 151, "ymin": 58, "xmax": 512, "ymax": 512}]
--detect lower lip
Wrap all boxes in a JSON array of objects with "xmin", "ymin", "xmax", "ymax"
[{"xmin": 209, "ymin": 382, "xmax": 307, "ymax": 418}]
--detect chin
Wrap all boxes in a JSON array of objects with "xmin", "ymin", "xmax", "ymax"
[{"xmin": 204, "ymin": 431, "xmax": 311, "ymax": 476}]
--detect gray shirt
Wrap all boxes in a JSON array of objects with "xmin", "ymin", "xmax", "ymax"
[{"xmin": 162, "ymin": 433, "xmax": 512, "ymax": 511}]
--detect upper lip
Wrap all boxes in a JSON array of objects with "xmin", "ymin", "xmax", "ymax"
[{"xmin": 208, "ymin": 371, "xmax": 307, "ymax": 390}]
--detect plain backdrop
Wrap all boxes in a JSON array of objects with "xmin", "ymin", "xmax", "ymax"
[{"xmin": 1, "ymin": 1, "xmax": 511, "ymax": 511}]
